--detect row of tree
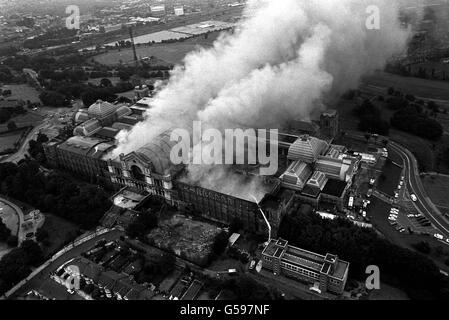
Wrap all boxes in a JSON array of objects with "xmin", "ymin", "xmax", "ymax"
[
  {"xmin": 353, "ymin": 99, "xmax": 390, "ymax": 135},
  {"xmin": 0, "ymin": 240, "xmax": 44, "ymax": 295}
]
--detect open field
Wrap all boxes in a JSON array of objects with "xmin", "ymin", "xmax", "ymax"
[
  {"xmin": 93, "ymin": 31, "xmax": 222, "ymax": 66},
  {"xmin": 363, "ymin": 72, "xmax": 449, "ymax": 101},
  {"xmin": 0, "ymin": 84, "xmax": 41, "ymax": 103},
  {"xmin": 0, "ymin": 130, "xmax": 24, "ymax": 152},
  {"xmin": 335, "ymin": 78, "xmax": 449, "ymax": 174},
  {"xmin": 421, "ymin": 175, "xmax": 449, "ymax": 211}
]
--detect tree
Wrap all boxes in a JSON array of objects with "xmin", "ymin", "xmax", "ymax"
[
  {"xmin": 0, "ymin": 220, "xmax": 11, "ymax": 242},
  {"xmin": 6, "ymin": 235, "xmax": 18, "ymax": 247},
  {"xmin": 118, "ymin": 70, "xmax": 132, "ymax": 81},
  {"xmin": 100, "ymin": 78, "xmax": 112, "ymax": 87},
  {"xmin": 7, "ymin": 121, "xmax": 17, "ymax": 131},
  {"xmin": 39, "ymin": 90, "xmax": 68, "ymax": 107},
  {"xmin": 126, "ymin": 210, "xmax": 158, "ymax": 240},
  {"xmin": 20, "ymin": 240, "xmax": 44, "ymax": 266},
  {"xmin": 81, "ymin": 88, "xmax": 117, "ymax": 107},
  {"xmin": 36, "ymin": 229, "xmax": 49, "ymax": 243},
  {"xmin": 212, "ymin": 231, "xmax": 229, "ymax": 256},
  {"xmin": 222, "ymin": 275, "xmax": 280, "ymax": 300},
  {"xmin": 229, "ymin": 218, "xmax": 244, "ymax": 234},
  {"xmin": 278, "ymin": 205, "xmax": 449, "ymax": 300}
]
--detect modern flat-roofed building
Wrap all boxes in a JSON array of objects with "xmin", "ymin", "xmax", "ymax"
[{"xmin": 262, "ymin": 238, "xmax": 349, "ymax": 295}]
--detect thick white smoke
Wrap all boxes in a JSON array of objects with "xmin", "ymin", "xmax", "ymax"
[{"xmin": 110, "ymin": 0, "xmax": 413, "ymax": 199}]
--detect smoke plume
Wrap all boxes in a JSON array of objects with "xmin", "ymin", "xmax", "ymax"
[{"xmin": 110, "ymin": 0, "xmax": 413, "ymax": 200}]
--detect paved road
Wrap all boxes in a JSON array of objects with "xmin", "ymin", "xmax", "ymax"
[
  {"xmin": 345, "ymin": 131, "xmax": 449, "ymax": 238},
  {"xmin": 0, "ymin": 197, "xmax": 25, "ymax": 244},
  {"xmin": 1, "ymin": 122, "xmax": 47, "ymax": 164},
  {"xmin": 9, "ymin": 229, "xmax": 124, "ymax": 299},
  {"xmin": 389, "ymin": 141, "xmax": 449, "ymax": 238}
]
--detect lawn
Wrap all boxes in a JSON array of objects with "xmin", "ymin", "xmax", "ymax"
[
  {"xmin": 0, "ymin": 84, "xmax": 41, "ymax": 103},
  {"xmin": 363, "ymin": 71, "xmax": 449, "ymax": 100},
  {"xmin": 94, "ymin": 43, "xmax": 207, "ymax": 66},
  {"xmin": 93, "ymin": 30, "xmax": 221, "ymax": 66},
  {"xmin": 421, "ymin": 175, "xmax": 449, "ymax": 211},
  {"xmin": 0, "ymin": 131, "xmax": 23, "ymax": 152},
  {"xmin": 389, "ymin": 130, "xmax": 449, "ymax": 174}
]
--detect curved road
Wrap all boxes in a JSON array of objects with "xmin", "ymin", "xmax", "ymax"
[
  {"xmin": 5, "ymin": 228, "xmax": 124, "ymax": 299},
  {"xmin": 389, "ymin": 141, "xmax": 449, "ymax": 238},
  {"xmin": 346, "ymin": 131, "xmax": 449, "ymax": 238}
]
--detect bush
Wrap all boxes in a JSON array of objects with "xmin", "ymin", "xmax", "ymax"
[
  {"xmin": 6, "ymin": 235, "xmax": 18, "ymax": 247},
  {"xmin": 391, "ymin": 107, "xmax": 443, "ymax": 141}
]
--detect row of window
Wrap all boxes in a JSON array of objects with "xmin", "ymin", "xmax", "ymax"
[{"xmin": 280, "ymin": 262, "xmax": 320, "ymax": 280}]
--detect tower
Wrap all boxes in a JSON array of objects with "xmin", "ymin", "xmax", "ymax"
[
  {"xmin": 129, "ymin": 27, "xmax": 138, "ymax": 66},
  {"xmin": 320, "ymin": 109, "xmax": 340, "ymax": 139}
]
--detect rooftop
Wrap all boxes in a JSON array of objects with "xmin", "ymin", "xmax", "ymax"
[
  {"xmin": 88, "ymin": 100, "xmax": 118, "ymax": 119},
  {"xmin": 262, "ymin": 239, "xmax": 349, "ymax": 280},
  {"xmin": 58, "ymin": 136, "xmax": 114, "ymax": 157},
  {"xmin": 322, "ymin": 179, "xmax": 347, "ymax": 198},
  {"xmin": 288, "ymin": 135, "xmax": 328, "ymax": 164}
]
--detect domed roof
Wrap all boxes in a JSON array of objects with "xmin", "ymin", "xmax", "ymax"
[
  {"xmin": 74, "ymin": 109, "xmax": 90, "ymax": 123},
  {"xmin": 136, "ymin": 130, "xmax": 179, "ymax": 176},
  {"xmin": 73, "ymin": 119, "xmax": 101, "ymax": 137},
  {"xmin": 288, "ymin": 135, "xmax": 328, "ymax": 164},
  {"xmin": 87, "ymin": 100, "xmax": 118, "ymax": 119},
  {"xmin": 115, "ymin": 105, "xmax": 132, "ymax": 118}
]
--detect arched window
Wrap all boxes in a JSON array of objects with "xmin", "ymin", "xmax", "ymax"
[{"xmin": 131, "ymin": 165, "xmax": 145, "ymax": 181}]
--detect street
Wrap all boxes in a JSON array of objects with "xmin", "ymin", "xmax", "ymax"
[
  {"xmin": 389, "ymin": 141, "xmax": 449, "ymax": 239},
  {"xmin": 8, "ymin": 228, "xmax": 124, "ymax": 299}
]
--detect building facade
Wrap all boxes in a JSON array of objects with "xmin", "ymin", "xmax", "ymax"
[{"xmin": 262, "ymin": 238, "xmax": 349, "ymax": 295}]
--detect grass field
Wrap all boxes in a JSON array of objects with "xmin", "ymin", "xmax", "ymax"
[
  {"xmin": 93, "ymin": 31, "xmax": 221, "ymax": 66},
  {"xmin": 421, "ymin": 175, "xmax": 449, "ymax": 210},
  {"xmin": 363, "ymin": 72, "xmax": 449, "ymax": 101},
  {"xmin": 335, "ymin": 75, "xmax": 449, "ymax": 174},
  {"xmin": 0, "ymin": 84, "xmax": 41, "ymax": 103},
  {"xmin": 0, "ymin": 130, "xmax": 24, "ymax": 152}
]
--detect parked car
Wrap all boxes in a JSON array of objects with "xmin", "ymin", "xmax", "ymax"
[
  {"xmin": 411, "ymin": 194, "xmax": 417, "ymax": 202},
  {"xmin": 434, "ymin": 234, "xmax": 444, "ymax": 240}
]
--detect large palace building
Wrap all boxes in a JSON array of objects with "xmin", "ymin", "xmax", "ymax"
[{"xmin": 44, "ymin": 99, "xmax": 352, "ymax": 236}]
